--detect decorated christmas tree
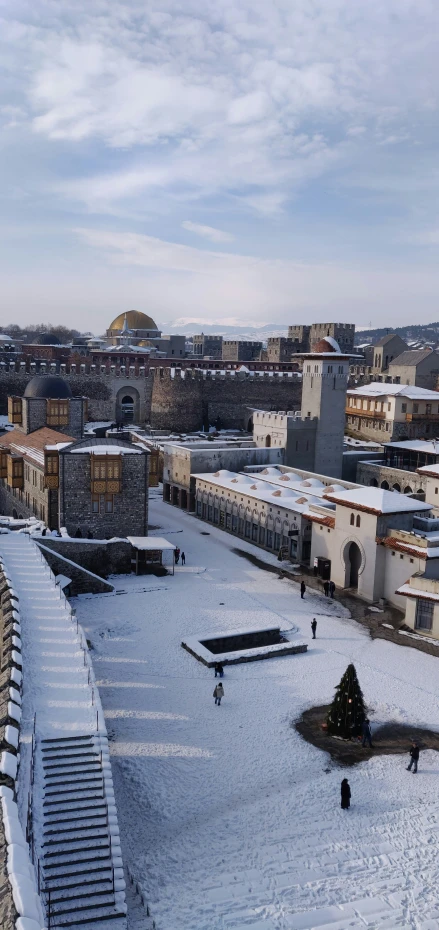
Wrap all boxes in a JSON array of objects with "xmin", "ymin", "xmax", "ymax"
[{"xmin": 326, "ymin": 663, "xmax": 366, "ymax": 739}]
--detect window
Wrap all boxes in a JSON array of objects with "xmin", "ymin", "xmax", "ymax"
[
  {"xmin": 259, "ymin": 526, "xmax": 266, "ymax": 545},
  {"xmin": 213, "ymin": 508, "xmax": 219, "ymax": 524},
  {"xmin": 350, "ymin": 513, "xmax": 354, "ymax": 525},
  {"xmin": 426, "ymin": 404, "xmax": 432, "ymax": 416},
  {"xmin": 252, "ymin": 523, "xmax": 258, "ymax": 541},
  {"xmin": 91, "ymin": 493, "xmax": 114, "ymax": 514},
  {"xmin": 92, "ymin": 457, "xmax": 121, "ymax": 481},
  {"xmin": 266, "ymin": 530, "xmax": 273, "ymax": 548},
  {"xmin": 47, "ymin": 400, "xmax": 69, "ymax": 426},
  {"xmin": 274, "ymin": 532, "xmax": 281, "ymax": 550},
  {"xmin": 415, "ymin": 599, "xmax": 433, "ymax": 631},
  {"xmin": 232, "ymin": 515, "xmax": 238, "ymax": 532},
  {"xmin": 8, "ymin": 397, "xmax": 22, "ymax": 425},
  {"xmin": 413, "ymin": 403, "xmax": 418, "ymax": 414},
  {"xmin": 400, "ymin": 554, "xmax": 404, "ymax": 560},
  {"xmin": 208, "ymin": 505, "xmax": 213, "ymax": 521},
  {"xmin": 245, "ymin": 521, "xmax": 251, "ymax": 538},
  {"xmin": 225, "ymin": 513, "xmax": 231, "ymax": 529},
  {"xmin": 356, "ymin": 515, "xmax": 361, "ymax": 527}
]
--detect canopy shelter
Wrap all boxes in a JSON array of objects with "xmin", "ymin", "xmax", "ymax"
[{"xmin": 127, "ymin": 536, "xmax": 177, "ymax": 576}]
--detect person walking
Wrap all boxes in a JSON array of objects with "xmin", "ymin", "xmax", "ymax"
[
  {"xmin": 181, "ymin": 552, "xmax": 186, "ymax": 565},
  {"xmin": 341, "ymin": 778, "xmax": 351, "ymax": 810},
  {"xmin": 362, "ymin": 718, "xmax": 373, "ymax": 748},
  {"xmin": 323, "ymin": 580, "xmax": 330, "ymax": 597},
  {"xmin": 311, "ymin": 619, "xmax": 317, "ymax": 639},
  {"xmin": 329, "ymin": 580, "xmax": 335, "ymax": 598},
  {"xmin": 407, "ymin": 741, "xmax": 420, "ymax": 773},
  {"xmin": 217, "ymin": 663, "xmax": 224, "ymax": 678},
  {"xmin": 175, "ymin": 547, "xmax": 180, "ymax": 565},
  {"xmin": 213, "ymin": 683, "xmax": 224, "ymax": 706},
  {"xmin": 300, "ymin": 581, "xmax": 306, "ymax": 599}
]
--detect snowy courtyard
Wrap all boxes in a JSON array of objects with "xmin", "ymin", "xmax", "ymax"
[{"xmin": 76, "ymin": 494, "xmax": 439, "ymax": 930}]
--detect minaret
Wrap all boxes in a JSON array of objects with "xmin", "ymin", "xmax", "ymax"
[{"xmin": 120, "ymin": 313, "xmax": 131, "ymax": 345}]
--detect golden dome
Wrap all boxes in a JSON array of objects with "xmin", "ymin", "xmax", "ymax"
[
  {"xmin": 108, "ymin": 310, "xmax": 158, "ymax": 332},
  {"xmin": 137, "ymin": 339, "xmax": 153, "ymax": 347}
]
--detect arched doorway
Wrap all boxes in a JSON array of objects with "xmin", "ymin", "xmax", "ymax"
[
  {"xmin": 404, "ymin": 486, "xmax": 413, "ymax": 494},
  {"xmin": 247, "ymin": 416, "xmax": 253, "ymax": 433},
  {"xmin": 370, "ymin": 478, "xmax": 378, "ymax": 487},
  {"xmin": 265, "ymin": 434, "xmax": 271, "ymax": 448},
  {"xmin": 392, "ymin": 483, "xmax": 401, "ymax": 492},
  {"xmin": 347, "ymin": 542, "xmax": 362, "ymax": 589},
  {"xmin": 381, "ymin": 480, "xmax": 389, "ymax": 490},
  {"xmin": 121, "ymin": 395, "xmax": 134, "ymax": 422},
  {"xmin": 12, "ymin": 509, "xmax": 18, "ymax": 519}
]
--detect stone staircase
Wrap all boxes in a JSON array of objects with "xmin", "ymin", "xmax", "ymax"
[{"xmin": 39, "ymin": 734, "xmax": 126, "ymax": 928}]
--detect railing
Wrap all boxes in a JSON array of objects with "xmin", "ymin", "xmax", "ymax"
[{"xmin": 345, "ymin": 406, "xmax": 386, "ymax": 419}]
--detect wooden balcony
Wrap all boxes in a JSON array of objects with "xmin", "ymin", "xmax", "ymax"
[
  {"xmin": 7, "ymin": 397, "xmax": 22, "ymax": 425},
  {"xmin": 0, "ymin": 453, "xmax": 7, "ymax": 480},
  {"xmin": 7, "ymin": 456, "xmax": 23, "ymax": 489},
  {"xmin": 406, "ymin": 412, "xmax": 439, "ymax": 423},
  {"xmin": 345, "ymin": 406, "xmax": 386, "ymax": 420}
]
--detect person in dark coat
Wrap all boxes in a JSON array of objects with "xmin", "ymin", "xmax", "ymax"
[
  {"xmin": 217, "ymin": 663, "xmax": 224, "ymax": 678},
  {"xmin": 407, "ymin": 741, "xmax": 420, "ymax": 773},
  {"xmin": 214, "ymin": 663, "xmax": 220, "ymax": 678},
  {"xmin": 323, "ymin": 580, "xmax": 330, "ymax": 597},
  {"xmin": 362, "ymin": 718, "xmax": 373, "ymax": 748},
  {"xmin": 181, "ymin": 552, "xmax": 186, "ymax": 565},
  {"xmin": 300, "ymin": 581, "xmax": 306, "ymax": 599},
  {"xmin": 87, "ymin": 529, "xmax": 93, "ymax": 539},
  {"xmin": 311, "ymin": 619, "xmax": 317, "ymax": 639},
  {"xmin": 329, "ymin": 581, "xmax": 335, "ymax": 598},
  {"xmin": 74, "ymin": 527, "xmax": 82, "ymax": 538},
  {"xmin": 341, "ymin": 779, "xmax": 351, "ymax": 809}
]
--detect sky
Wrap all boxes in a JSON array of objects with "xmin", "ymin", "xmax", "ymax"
[{"xmin": 1, "ymin": 0, "xmax": 439, "ymax": 333}]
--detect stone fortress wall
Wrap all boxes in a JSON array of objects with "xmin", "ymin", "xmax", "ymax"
[{"xmin": 0, "ymin": 361, "xmax": 302, "ymax": 432}]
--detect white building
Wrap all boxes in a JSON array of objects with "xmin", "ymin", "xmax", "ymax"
[
  {"xmin": 346, "ymin": 383, "xmax": 439, "ymax": 442},
  {"xmin": 310, "ymin": 486, "xmax": 435, "ymax": 607},
  {"xmin": 397, "ymin": 561, "xmax": 439, "ymax": 638}
]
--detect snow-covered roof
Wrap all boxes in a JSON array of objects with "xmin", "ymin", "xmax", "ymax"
[
  {"xmin": 383, "ymin": 439, "xmax": 439, "ymax": 454},
  {"xmin": 245, "ymin": 467, "xmax": 352, "ymax": 500},
  {"xmin": 127, "ymin": 536, "xmax": 176, "ymax": 550},
  {"xmin": 193, "ymin": 470, "xmax": 335, "ymax": 516},
  {"xmin": 348, "ymin": 383, "xmax": 439, "ymax": 400},
  {"xmin": 396, "ymin": 582, "xmax": 439, "ymax": 601},
  {"xmin": 70, "ymin": 444, "xmax": 143, "ymax": 454},
  {"xmin": 418, "ymin": 464, "xmax": 439, "ymax": 477},
  {"xmin": 325, "ymin": 486, "xmax": 432, "ymax": 515}
]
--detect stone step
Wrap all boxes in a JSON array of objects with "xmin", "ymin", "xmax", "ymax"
[
  {"xmin": 44, "ymin": 838, "xmax": 110, "ymax": 858},
  {"xmin": 49, "ymin": 893, "xmax": 116, "ymax": 916},
  {"xmin": 42, "ymin": 863, "xmax": 113, "ymax": 881},
  {"xmin": 44, "ymin": 775, "xmax": 105, "ymax": 788},
  {"xmin": 50, "ymin": 908, "xmax": 125, "ymax": 928},
  {"xmin": 42, "ymin": 734, "xmax": 95, "ymax": 745},
  {"xmin": 43, "ymin": 850, "xmax": 112, "ymax": 870},
  {"xmin": 43, "ymin": 752, "xmax": 100, "ymax": 764},
  {"xmin": 44, "ymin": 828, "xmax": 109, "ymax": 846},
  {"xmin": 45, "ymin": 874, "xmax": 114, "ymax": 893},
  {"xmin": 45, "ymin": 766, "xmax": 102, "ymax": 779},
  {"xmin": 44, "ymin": 759, "xmax": 101, "ymax": 772},
  {"xmin": 44, "ymin": 805, "xmax": 107, "ymax": 825},
  {"xmin": 45, "ymin": 814, "xmax": 108, "ymax": 830},
  {"xmin": 44, "ymin": 791, "xmax": 104, "ymax": 808},
  {"xmin": 48, "ymin": 882, "xmax": 115, "ymax": 904},
  {"xmin": 45, "ymin": 779, "xmax": 104, "ymax": 797}
]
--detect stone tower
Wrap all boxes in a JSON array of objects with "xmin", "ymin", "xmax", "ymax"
[{"xmin": 300, "ymin": 338, "xmax": 350, "ymax": 478}]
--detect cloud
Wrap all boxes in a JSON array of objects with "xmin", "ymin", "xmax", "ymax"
[{"xmin": 182, "ymin": 221, "xmax": 234, "ymax": 243}]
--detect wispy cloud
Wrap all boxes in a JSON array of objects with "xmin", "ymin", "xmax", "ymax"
[{"xmin": 182, "ymin": 221, "xmax": 234, "ymax": 243}]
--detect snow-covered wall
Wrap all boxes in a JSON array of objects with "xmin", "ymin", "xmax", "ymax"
[{"xmin": 0, "ymin": 567, "xmax": 45, "ymax": 930}]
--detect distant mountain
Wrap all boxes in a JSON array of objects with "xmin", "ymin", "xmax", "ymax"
[
  {"xmin": 355, "ymin": 322, "xmax": 439, "ymax": 346},
  {"xmin": 162, "ymin": 319, "xmax": 288, "ymax": 340}
]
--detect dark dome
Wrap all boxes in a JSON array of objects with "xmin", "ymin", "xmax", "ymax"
[
  {"xmin": 35, "ymin": 332, "xmax": 61, "ymax": 345},
  {"xmin": 24, "ymin": 375, "xmax": 72, "ymax": 399}
]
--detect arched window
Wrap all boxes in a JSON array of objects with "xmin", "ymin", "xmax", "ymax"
[
  {"xmin": 370, "ymin": 478, "xmax": 378, "ymax": 487},
  {"xmin": 350, "ymin": 513, "xmax": 354, "ymax": 525},
  {"xmin": 393, "ymin": 483, "xmax": 401, "ymax": 493},
  {"xmin": 356, "ymin": 514, "xmax": 361, "ymax": 527},
  {"xmin": 265, "ymin": 434, "xmax": 271, "ymax": 448},
  {"xmin": 381, "ymin": 480, "xmax": 389, "ymax": 490},
  {"xmin": 404, "ymin": 486, "xmax": 413, "ymax": 494}
]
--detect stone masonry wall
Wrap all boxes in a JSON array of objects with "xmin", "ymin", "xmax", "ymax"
[
  {"xmin": 357, "ymin": 461, "xmax": 427, "ymax": 494},
  {"xmin": 40, "ymin": 538, "xmax": 132, "ymax": 576},
  {"xmin": 150, "ymin": 369, "xmax": 303, "ymax": 431},
  {"xmin": 37, "ymin": 543, "xmax": 114, "ymax": 594}
]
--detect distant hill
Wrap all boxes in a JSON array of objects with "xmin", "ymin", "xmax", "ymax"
[
  {"xmin": 355, "ymin": 322, "xmax": 439, "ymax": 346},
  {"xmin": 162, "ymin": 320, "xmax": 288, "ymax": 339}
]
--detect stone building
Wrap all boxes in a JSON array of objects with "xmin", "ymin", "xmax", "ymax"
[
  {"xmin": 0, "ymin": 375, "xmax": 149, "ymax": 535},
  {"xmin": 371, "ymin": 333, "xmax": 408, "ymax": 374},
  {"xmin": 398, "ymin": 561, "xmax": 439, "ymax": 638},
  {"xmin": 287, "ymin": 325, "xmax": 311, "ymax": 353},
  {"xmin": 222, "ymin": 341, "xmax": 263, "ymax": 361},
  {"xmin": 346, "ymin": 383, "xmax": 439, "ymax": 442},
  {"xmin": 192, "ymin": 334, "xmax": 223, "ymax": 358},
  {"xmin": 163, "ymin": 442, "xmax": 284, "ymax": 511},
  {"xmin": 388, "ymin": 349, "xmax": 439, "ymax": 390},
  {"xmin": 356, "ymin": 439, "xmax": 439, "ymax": 503},
  {"xmin": 266, "ymin": 338, "xmax": 300, "ymax": 363}
]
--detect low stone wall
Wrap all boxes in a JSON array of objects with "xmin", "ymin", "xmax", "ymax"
[
  {"xmin": 39, "ymin": 538, "xmax": 132, "ymax": 577},
  {"xmin": 36, "ymin": 543, "xmax": 114, "ymax": 595},
  {"xmin": 357, "ymin": 461, "xmax": 426, "ymax": 495}
]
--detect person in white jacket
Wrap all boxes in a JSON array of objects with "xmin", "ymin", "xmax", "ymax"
[{"xmin": 213, "ymin": 683, "xmax": 224, "ymax": 705}]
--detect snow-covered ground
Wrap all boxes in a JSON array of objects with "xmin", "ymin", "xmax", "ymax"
[{"xmin": 76, "ymin": 494, "xmax": 439, "ymax": 930}]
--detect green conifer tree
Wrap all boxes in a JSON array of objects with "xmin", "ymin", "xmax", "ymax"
[{"xmin": 326, "ymin": 663, "xmax": 366, "ymax": 739}]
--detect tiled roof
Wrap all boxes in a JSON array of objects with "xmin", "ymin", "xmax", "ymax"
[
  {"xmin": 0, "ymin": 427, "xmax": 74, "ymax": 467},
  {"xmin": 306, "ymin": 514, "xmax": 335, "ymax": 528},
  {"xmin": 377, "ymin": 536, "xmax": 430, "ymax": 559}
]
